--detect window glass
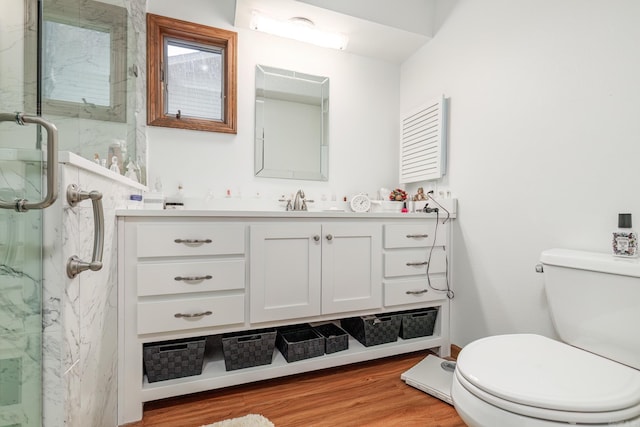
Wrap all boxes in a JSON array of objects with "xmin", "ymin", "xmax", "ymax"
[
  {"xmin": 165, "ymin": 40, "xmax": 223, "ymax": 121},
  {"xmin": 43, "ymin": 21, "xmax": 111, "ymax": 106}
]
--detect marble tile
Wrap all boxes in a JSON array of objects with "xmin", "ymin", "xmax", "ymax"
[
  {"xmin": 0, "ymin": 332, "xmax": 42, "ymax": 427},
  {"xmin": 42, "ymin": 158, "xmax": 141, "ymax": 427}
]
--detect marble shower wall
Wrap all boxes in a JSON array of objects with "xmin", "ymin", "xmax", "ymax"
[
  {"xmin": 33, "ymin": 0, "xmax": 147, "ymax": 183},
  {"xmin": 43, "ymin": 155, "xmax": 145, "ymax": 426}
]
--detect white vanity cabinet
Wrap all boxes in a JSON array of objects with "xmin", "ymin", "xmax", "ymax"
[
  {"xmin": 131, "ymin": 222, "xmax": 246, "ymax": 335},
  {"xmin": 118, "ymin": 217, "xmax": 248, "ymax": 424},
  {"xmin": 117, "ymin": 210, "xmax": 454, "ymax": 425},
  {"xmin": 250, "ymin": 222, "xmax": 381, "ymax": 322},
  {"xmin": 383, "ymin": 222, "xmax": 451, "ymax": 307}
]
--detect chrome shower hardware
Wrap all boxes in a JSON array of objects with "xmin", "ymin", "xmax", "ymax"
[
  {"xmin": 0, "ymin": 112, "xmax": 59, "ymax": 212},
  {"xmin": 66, "ymin": 184, "xmax": 104, "ymax": 278}
]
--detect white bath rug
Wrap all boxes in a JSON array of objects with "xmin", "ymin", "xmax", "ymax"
[{"xmin": 201, "ymin": 414, "xmax": 275, "ymax": 427}]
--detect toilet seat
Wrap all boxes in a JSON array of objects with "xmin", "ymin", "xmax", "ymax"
[{"xmin": 455, "ymin": 334, "xmax": 640, "ymax": 424}]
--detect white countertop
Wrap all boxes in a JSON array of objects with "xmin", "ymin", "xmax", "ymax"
[
  {"xmin": 116, "ymin": 198, "xmax": 456, "ymax": 219},
  {"xmin": 116, "ymin": 209, "xmax": 456, "ymax": 219}
]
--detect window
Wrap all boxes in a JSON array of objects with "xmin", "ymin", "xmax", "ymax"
[
  {"xmin": 146, "ymin": 14, "xmax": 237, "ymax": 133},
  {"xmin": 36, "ymin": 0, "xmax": 127, "ymax": 122}
]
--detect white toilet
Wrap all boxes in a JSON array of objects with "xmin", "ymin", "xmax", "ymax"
[{"xmin": 452, "ymin": 248, "xmax": 640, "ymax": 426}]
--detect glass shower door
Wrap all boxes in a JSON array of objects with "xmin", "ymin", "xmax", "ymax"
[
  {"xmin": 0, "ymin": 151, "xmax": 44, "ymax": 427},
  {"xmin": 1, "ymin": 2, "xmax": 46, "ymax": 427}
]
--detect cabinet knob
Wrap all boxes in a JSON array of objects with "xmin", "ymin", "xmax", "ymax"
[
  {"xmin": 313, "ymin": 235, "xmax": 320, "ymax": 241},
  {"xmin": 326, "ymin": 234, "xmax": 333, "ymax": 241}
]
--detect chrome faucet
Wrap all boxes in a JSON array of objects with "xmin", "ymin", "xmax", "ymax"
[
  {"xmin": 293, "ymin": 189, "xmax": 306, "ymax": 211},
  {"xmin": 279, "ymin": 189, "xmax": 314, "ymax": 211}
]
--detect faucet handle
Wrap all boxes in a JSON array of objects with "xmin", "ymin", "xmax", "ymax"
[
  {"xmin": 279, "ymin": 198, "xmax": 293, "ymax": 211},
  {"xmin": 301, "ymin": 199, "xmax": 314, "ymax": 211}
]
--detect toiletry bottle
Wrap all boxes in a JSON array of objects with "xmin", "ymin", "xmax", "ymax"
[{"xmin": 612, "ymin": 213, "xmax": 638, "ymax": 257}]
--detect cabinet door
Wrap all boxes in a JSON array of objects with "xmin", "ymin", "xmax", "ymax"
[
  {"xmin": 321, "ymin": 223, "xmax": 382, "ymax": 315},
  {"xmin": 250, "ymin": 223, "xmax": 322, "ymax": 322}
]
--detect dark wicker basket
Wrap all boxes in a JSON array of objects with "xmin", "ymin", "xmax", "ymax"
[
  {"xmin": 276, "ymin": 327, "xmax": 324, "ymax": 362},
  {"xmin": 143, "ymin": 336, "xmax": 206, "ymax": 383},
  {"xmin": 341, "ymin": 314, "xmax": 401, "ymax": 347},
  {"xmin": 397, "ymin": 308, "xmax": 438, "ymax": 339},
  {"xmin": 222, "ymin": 328, "xmax": 276, "ymax": 371},
  {"xmin": 313, "ymin": 323, "xmax": 349, "ymax": 354}
]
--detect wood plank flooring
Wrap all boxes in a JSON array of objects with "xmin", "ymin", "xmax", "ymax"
[{"xmin": 125, "ymin": 350, "xmax": 466, "ymax": 427}]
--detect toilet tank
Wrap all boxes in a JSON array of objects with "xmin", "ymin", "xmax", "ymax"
[{"xmin": 540, "ymin": 248, "xmax": 640, "ymax": 370}]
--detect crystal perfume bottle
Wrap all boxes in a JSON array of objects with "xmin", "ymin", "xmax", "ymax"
[{"xmin": 612, "ymin": 213, "xmax": 638, "ymax": 257}]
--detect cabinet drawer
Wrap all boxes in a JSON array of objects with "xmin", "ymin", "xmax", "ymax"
[
  {"xmin": 137, "ymin": 260, "xmax": 245, "ymax": 297},
  {"xmin": 384, "ymin": 248, "xmax": 447, "ymax": 277},
  {"xmin": 137, "ymin": 294, "xmax": 244, "ymax": 334},
  {"xmin": 384, "ymin": 224, "xmax": 445, "ymax": 249},
  {"xmin": 136, "ymin": 224, "xmax": 245, "ymax": 258},
  {"xmin": 384, "ymin": 278, "xmax": 447, "ymax": 306}
]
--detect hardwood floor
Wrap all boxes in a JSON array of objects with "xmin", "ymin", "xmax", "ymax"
[{"xmin": 125, "ymin": 351, "xmax": 466, "ymax": 427}]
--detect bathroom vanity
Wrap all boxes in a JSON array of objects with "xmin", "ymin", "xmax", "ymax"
[{"xmin": 116, "ymin": 207, "xmax": 455, "ymax": 424}]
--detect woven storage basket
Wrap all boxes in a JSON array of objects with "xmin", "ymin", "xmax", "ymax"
[
  {"xmin": 313, "ymin": 323, "xmax": 349, "ymax": 354},
  {"xmin": 276, "ymin": 327, "xmax": 324, "ymax": 362},
  {"xmin": 222, "ymin": 328, "xmax": 276, "ymax": 371},
  {"xmin": 341, "ymin": 314, "xmax": 401, "ymax": 347},
  {"xmin": 397, "ymin": 308, "xmax": 438, "ymax": 339},
  {"xmin": 143, "ymin": 336, "xmax": 206, "ymax": 383}
]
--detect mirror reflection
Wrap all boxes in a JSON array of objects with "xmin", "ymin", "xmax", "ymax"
[
  {"xmin": 255, "ymin": 65, "xmax": 329, "ymax": 181},
  {"xmin": 41, "ymin": 0, "xmax": 127, "ymax": 122}
]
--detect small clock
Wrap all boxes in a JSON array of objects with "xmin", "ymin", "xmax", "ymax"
[{"xmin": 350, "ymin": 194, "xmax": 371, "ymax": 213}]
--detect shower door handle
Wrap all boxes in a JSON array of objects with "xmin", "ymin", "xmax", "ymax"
[
  {"xmin": 0, "ymin": 112, "xmax": 58, "ymax": 212},
  {"xmin": 66, "ymin": 184, "xmax": 104, "ymax": 278}
]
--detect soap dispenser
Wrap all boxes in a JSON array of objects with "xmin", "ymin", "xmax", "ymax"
[{"xmin": 612, "ymin": 213, "xmax": 638, "ymax": 257}]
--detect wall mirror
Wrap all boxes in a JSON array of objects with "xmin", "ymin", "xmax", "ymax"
[{"xmin": 254, "ymin": 65, "xmax": 329, "ymax": 181}]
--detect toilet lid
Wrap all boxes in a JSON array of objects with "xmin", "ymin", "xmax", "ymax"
[{"xmin": 456, "ymin": 334, "xmax": 640, "ymax": 414}]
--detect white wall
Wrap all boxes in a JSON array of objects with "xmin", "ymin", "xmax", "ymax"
[
  {"xmin": 146, "ymin": 0, "xmax": 400, "ymax": 203},
  {"xmin": 401, "ymin": 0, "xmax": 640, "ymax": 346}
]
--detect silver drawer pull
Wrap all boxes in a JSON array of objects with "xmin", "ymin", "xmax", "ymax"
[
  {"xmin": 406, "ymin": 261, "xmax": 428, "ymax": 266},
  {"xmin": 174, "ymin": 238, "xmax": 212, "ymax": 244},
  {"xmin": 406, "ymin": 289, "xmax": 428, "ymax": 295},
  {"xmin": 174, "ymin": 311, "xmax": 213, "ymax": 319},
  {"xmin": 174, "ymin": 275, "xmax": 213, "ymax": 281},
  {"xmin": 406, "ymin": 234, "xmax": 428, "ymax": 238}
]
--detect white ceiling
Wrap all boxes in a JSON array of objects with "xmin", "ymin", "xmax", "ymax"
[{"xmin": 234, "ymin": 0, "xmax": 436, "ymax": 63}]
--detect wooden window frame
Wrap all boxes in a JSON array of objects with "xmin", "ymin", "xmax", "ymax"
[{"xmin": 146, "ymin": 13, "xmax": 237, "ymax": 134}]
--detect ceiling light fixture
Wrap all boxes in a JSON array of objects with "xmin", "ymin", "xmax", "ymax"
[{"xmin": 249, "ymin": 10, "xmax": 348, "ymax": 51}]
